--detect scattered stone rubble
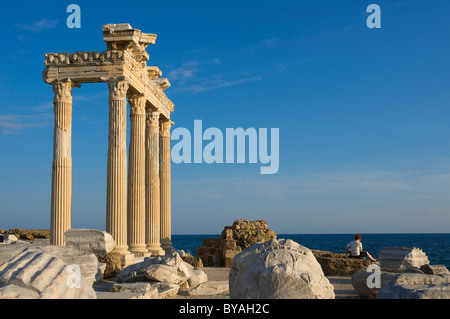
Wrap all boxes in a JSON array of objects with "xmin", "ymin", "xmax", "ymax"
[
  {"xmin": 0, "ymin": 228, "xmax": 50, "ymax": 241},
  {"xmin": 351, "ymin": 247, "xmax": 449, "ymax": 299}
]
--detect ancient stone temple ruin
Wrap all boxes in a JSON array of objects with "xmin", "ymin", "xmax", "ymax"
[{"xmin": 42, "ymin": 24, "xmax": 175, "ymax": 264}]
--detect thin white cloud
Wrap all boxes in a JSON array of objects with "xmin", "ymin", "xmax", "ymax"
[
  {"xmin": 15, "ymin": 18, "xmax": 59, "ymax": 34},
  {"xmin": 183, "ymin": 76, "xmax": 261, "ymax": 93},
  {"xmin": 167, "ymin": 61, "xmax": 200, "ymax": 82},
  {"xmin": 173, "ymin": 169, "xmax": 450, "ymax": 202},
  {"xmin": 167, "ymin": 59, "xmax": 261, "ymax": 94},
  {"xmin": 0, "ymin": 113, "xmax": 53, "ymax": 135}
]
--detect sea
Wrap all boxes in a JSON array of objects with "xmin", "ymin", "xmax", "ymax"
[{"xmin": 172, "ymin": 233, "xmax": 450, "ymax": 269}]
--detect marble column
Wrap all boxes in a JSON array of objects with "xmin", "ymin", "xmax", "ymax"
[
  {"xmin": 145, "ymin": 110, "xmax": 164, "ymax": 255},
  {"xmin": 106, "ymin": 79, "xmax": 129, "ymax": 254},
  {"xmin": 50, "ymin": 79, "xmax": 79, "ymax": 246},
  {"xmin": 127, "ymin": 94, "xmax": 148, "ymax": 255},
  {"xmin": 160, "ymin": 118, "xmax": 174, "ymax": 253}
]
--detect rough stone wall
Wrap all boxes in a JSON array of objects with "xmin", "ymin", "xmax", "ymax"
[
  {"xmin": 312, "ymin": 250, "xmax": 371, "ymax": 275},
  {"xmin": 196, "ymin": 219, "xmax": 277, "ymax": 267},
  {"xmin": 0, "ymin": 228, "xmax": 50, "ymax": 241}
]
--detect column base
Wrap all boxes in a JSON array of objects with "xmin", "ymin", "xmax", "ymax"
[
  {"xmin": 129, "ymin": 244, "xmax": 151, "ymax": 257},
  {"xmin": 147, "ymin": 246, "xmax": 166, "ymax": 256},
  {"xmin": 112, "ymin": 245, "xmax": 130, "ymax": 255}
]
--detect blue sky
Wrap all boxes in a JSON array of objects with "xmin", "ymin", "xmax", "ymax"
[{"xmin": 0, "ymin": 1, "xmax": 450, "ymax": 235}]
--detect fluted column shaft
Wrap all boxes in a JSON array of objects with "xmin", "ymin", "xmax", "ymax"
[
  {"xmin": 127, "ymin": 94, "xmax": 147, "ymax": 254},
  {"xmin": 50, "ymin": 79, "xmax": 79, "ymax": 246},
  {"xmin": 145, "ymin": 110, "xmax": 164, "ymax": 255},
  {"xmin": 160, "ymin": 119, "xmax": 174, "ymax": 252},
  {"xmin": 106, "ymin": 79, "xmax": 129, "ymax": 254}
]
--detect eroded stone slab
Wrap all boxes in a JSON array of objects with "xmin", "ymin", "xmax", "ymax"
[{"xmin": 229, "ymin": 238, "xmax": 335, "ymax": 299}]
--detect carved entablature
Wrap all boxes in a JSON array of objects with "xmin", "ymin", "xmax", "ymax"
[
  {"xmin": 45, "ymin": 50, "xmax": 128, "ymax": 67},
  {"xmin": 147, "ymin": 66, "xmax": 162, "ymax": 80},
  {"xmin": 45, "ymin": 53, "xmax": 72, "ymax": 66},
  {"xmin": 43, "ymin": 24, "xmax": 175, "ymax": 117},
  {"xmin": 153, "ymin": 78, "xmax": 171, "ymax": 91},
  {"xmin": 102, "ymin": 23, "xmax": 156, "ymax": 64},
  {"xmin": 160, "ymin": 119, "xmax": 174, "ymax": 138},
  {"xmin": 72, "ymin": 51, "xmax": 102, "ymax": 64}
]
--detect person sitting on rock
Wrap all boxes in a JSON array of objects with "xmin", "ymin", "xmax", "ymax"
[{"xmin": 345, "ymin": 234, "xmax": 377, "ymax": 262}]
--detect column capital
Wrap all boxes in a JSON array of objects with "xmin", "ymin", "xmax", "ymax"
[
  {"xmin": 107, "ymin": 78, "xmax": 129, "ymax": 102},
  {"xmin": 128, "ymin": 93, "xmax": 146, "ymax": 117},
  {"xmin": 146, "ymin": 110, "xmax": 160, "ymax": 128},
  {"xmin": 52, "ymin": 79, "xmax": 80, "ymax": 104},
  {"xmin": 160, "ymin": 118, "xmax": 174, "ymax": 137}
]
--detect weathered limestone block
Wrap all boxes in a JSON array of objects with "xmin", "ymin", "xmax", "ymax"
[
  {"xmin": 64, "ymin": 229, "xmax": 116, "ymax": 255},
  {"xmin": 118, "ymin": 252, "xmax": 207, "ymax": 286},
  {"xmin": 0, "ymin": 247, "xmax": 96, "ymax": 299},
  {"xmin": 185, "ymin": 264, "xmax": 208, "ymax": 288},
  {"xmin": 181, "ymin": 254, "xmax": 204, "ymax": 270},
  {"xmin": 224, "ymin": 250, "xmax": 240, "ymax": 268},
  {"xmin": 0, "ymin": 243, "xmax": 98, "ymax": 285},
  {"xmin": 377, "ymin": 273, "xmax": 450, "ymax": 299},
  {"xmin": 152, "ymin": 282, "xmax": 180, "ymax": 299},
  {"xmin": 351, "ymin": 270, "xmax": 398, "ymax": 298},
  {"xmin": 420, "ymin": 264, "xmax": 449, "ymax": 275},
  {"xmin": 37, "ymin": 245, "xmax": 99, "ymax": 285},
  {"xmin": 97, "ymin": 252, "xmax": 123, "ymax": 278},
  {"xmin": 0, "ymin": 235, "xmax": 18, "ymax": 244},
  {"xmin": 182, "ymin": 281, "xmax": 229, "ymax": 296},
  {"xmin": 108, "ymin": 281, "xmax": 180, "ymax": 299},
  {"xmin": 229, "ymin": 239, "xmax": 335, "ymax": 299},
  {"xmin": 312, "ymin": 250, "xmax": 371, "ymax": 275},
  {"xmin": 0, "ymin": 284, "xmax": 40, "ymax": 299},
  {"xmin": 378, "ymin": 247, "xmax": 430, "ymax": 272},
  {"xmin": 110, "ymin": 282, "xmax": 159, "ymax": 297}
]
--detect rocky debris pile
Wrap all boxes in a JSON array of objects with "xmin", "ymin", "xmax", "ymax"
[
  {"xmin": 312, "ymin": 250, "xmax": 371, "ymax": 275},
  {"xmin": 351, "ymin": 247, "xmax": 449, "ymax": 298},
  {"xmin": 196, "ymin": 219, "xmax": 277, "ymax": 267},
  {"xmin": 97, "ymin": 252, "xmax": 123, "ymax": 278},
  {"xmin": 229, "ymin": 238, "xmax": 335, "ymax": 299},
  {"xmin": 180, "ymin": 281, "xmax": 229, "ymax": 297},
  {"xmin": 0, "ymin": 246, "xmax": 96, "ymax": 299},
  {"xmin": 377, "ymin": 273, "xmax": 450, "ymax": 299},
  {"xmin": 118, "ymin": 252, "xmax": 208, "ymax": 290},
  {"xmin": 108, "ymin": 281, "xmax": 181, "ymax": 299},
  {"xmin": 181, "ymin": 254, "xmax": 204, "ymax": 270},
  {"xmin": 0, "ymin": 228, "xmax": 50, "ymax": 241}
]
